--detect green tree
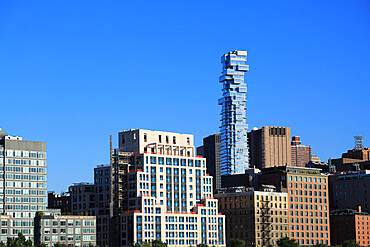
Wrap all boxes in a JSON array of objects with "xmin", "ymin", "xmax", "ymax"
[
  {"xmin": 142, "ymin": 242, "xmax": 152, "ymax": 247},
  {"xmin": 277, "ymin": 237, "xmax": 299, "ymax": 247},
  {"xmin": 342, "ymin": 239, "xmax": 359, "ymax": 247},
  {"xmin": 227, "ymin": 239, "xmax": 245, "ymax": 247},
  {"xmin": 152, "ymin": 240, "xmax": 167, "ymax": 247},
  {"xmin": 4, "ymin": 233, "xmax": 33, "ymax": 247},
  {"xmin": 313, "ymin": 244, "xmax": 329, "ymax": 247},
  {"xmin": 53, "ymin": 243, "xmax": 63, "ymax": 247},
  {"xmin": 197, "ymin": 244, "xmax": 209, "ymax": 247},
  {"xmin": 36, "ymin": 244, "xmax": 47, "ymax": 247}
]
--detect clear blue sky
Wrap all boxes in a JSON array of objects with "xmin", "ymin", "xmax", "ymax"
[{"xmin": 1, "ymin": 1, "xmax": 369, "ymax": 193}]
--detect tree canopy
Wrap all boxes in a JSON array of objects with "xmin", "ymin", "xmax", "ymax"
[
  {"xmin": 277, "ymin": 237, "xmax": 299, "ymax": 247},
  {"xmin": 227, "ymin": 238, "xmax": 245, "ymax": 247}
]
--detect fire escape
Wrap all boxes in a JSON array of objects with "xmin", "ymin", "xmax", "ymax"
[{"xmin": 260, "ymin": 197, "xmax": 272, "ymax": 247}]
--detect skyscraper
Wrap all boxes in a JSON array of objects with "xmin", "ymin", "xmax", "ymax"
[
  {"xmin": 218, "ymin": 50, "xmax": 249, "ymax": 175},
  {"xmin": 0, "ymin": 128, "xmax": 47, "ymax": 240}
]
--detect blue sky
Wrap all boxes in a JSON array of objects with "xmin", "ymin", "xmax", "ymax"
[{"xmin": 1, "ymin": 0, "xmax": 369, "ymax": 193}]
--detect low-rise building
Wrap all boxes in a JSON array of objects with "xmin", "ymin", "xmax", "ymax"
[
  {"xmin": 330, "ymin": 207, "xmax": 370, "ymax": 247},
  {"xmin": 34, "ymin": 210, "xmax": 96, "ymax": 247},
  {"xmin": 215, "ymin": 186, "xmax": 289, "ymax": 247}
]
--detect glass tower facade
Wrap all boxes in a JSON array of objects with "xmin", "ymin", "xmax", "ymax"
[{"xmin": 218, "ymin": 50, "xmax": 249, "ymax": 175}]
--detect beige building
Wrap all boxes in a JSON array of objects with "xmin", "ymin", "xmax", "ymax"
[
  {"xmin": 34, "ymin": 210, "xmax": 96, "ymax": 247},
  {"xmin": 248, "ymin": 127, "xmax": 291, "ymax": 169},
  {"xmin": 215, "ymin": 187, "xmax": 289, "ymax": 247},
  {"xmin": 117, "ymin": 129, "xmax": 226, "ymax": 246}
]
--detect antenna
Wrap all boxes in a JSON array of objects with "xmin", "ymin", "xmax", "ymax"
[{"xmin": 354, "ymin": 136, "xmax": 363, "ymax": 150}]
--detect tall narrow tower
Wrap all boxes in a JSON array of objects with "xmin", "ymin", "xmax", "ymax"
[{"xmin": 218, "ymin": 50, "xmax": 249, "ymax": 175}]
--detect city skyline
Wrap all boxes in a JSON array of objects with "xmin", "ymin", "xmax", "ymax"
[{"xmin": 1, "ymin": 1, "xmax": 369, "ymax": 193}]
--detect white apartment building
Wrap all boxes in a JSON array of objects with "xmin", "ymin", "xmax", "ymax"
[
  {"xmin": 0, "ymin": 129, "xmax": 47, "ymax": 240},
  {"xmin": 118, "ymin": 129, "xmax": 226, "ymax": 246}
]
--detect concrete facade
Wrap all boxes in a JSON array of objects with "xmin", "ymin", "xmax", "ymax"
[
  {"xmin": 34, "ymin": 210, "xmax": 96, "ymax": 247},
  {"xmin": 248, "ymin": 127, "xmax": 291, "ymax": 169},
  {"xmin": 118, "ymin": 129, "xmax": 226, "ymax": 246},
  {"xmin": 0, "ymin": 130, "xmax": 47, "ymax": 240}
]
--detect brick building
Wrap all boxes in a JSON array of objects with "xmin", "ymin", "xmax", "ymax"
[
  {"xmin": 291, "ymin": 136, "xmax": 311, "ymax": 167},
  {"xmin": 259, "ymin": 166, "xmax": 330, "ymax": 245},
  {"xmin": 330, "ymin": 207, "xmax": 370, "ymax": 246}
]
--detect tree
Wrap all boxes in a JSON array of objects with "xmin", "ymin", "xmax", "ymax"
[
  {"xmin": 313, "ymin": 244, "xmax": 329, "ymax": 247},
  {"xmin": 342, "ymin": 240, "xmax": 359, "ymax": 247},
  {"xmin": 53, "ymin": 243, "xmax": 63, "ymax": 247},
  {"xmin": 4, "ymin": 232, "xmax": 33, "ymax": 247},
  {"xmin": 151, "ymin": 240, "xmax": 167, "ymax": 247},
  {"xmin": 197, "ymin": 244, "xmax": 209, "ymax": 247},
  {"xmin": 142, "ymin": 242, "xmax": 152, "ymax": 247},
  {"xmin": 277, "ymin": 237, "xmax": 299, "ymax": 247},
  {"xmin": 227, "ymin": 239, "xmax": 245, "ymax": 247},
  {"xmin": 36, "ymin": 244, "xmax": 47, "ymax": 247}
]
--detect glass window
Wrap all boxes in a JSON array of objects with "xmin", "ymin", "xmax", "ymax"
[
  {"xmin": 173, "ymin": 158, "xmax": 179, "ymax": 166},
  {"xmin": 150, "ymin": 157, "xmax": 156, "ymax": 164},
  {"xmin": 166, "ymin": 158, "xmax": 171, "ymax": 165}
]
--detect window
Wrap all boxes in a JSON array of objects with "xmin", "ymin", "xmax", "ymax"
[
  {"xmin": 150, "ymin": 157, "xmax": 156, "ymax": 164},
  {"xmin": 173, "ymin": 137, "xmax": 176, "ymax": 144}
]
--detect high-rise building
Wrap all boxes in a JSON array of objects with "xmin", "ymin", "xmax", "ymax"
[
  {"xmin": 215, "ymin": 186, "xmax": 289, "ymax": 247},
  {"xmin": 0, "ymin": 128, "xmax": 47, "ymax": 240},
  {"xmin": 218, "ymin": 50, "xmax": 250, "ymax": 175},
  {"xmin": 117, "ymin": 129, "xmax": 226, "ymax": 246},
  {"xmin": 248, "ymin": 127, "xmax": 291, "ymax": 169},
  {"xmin": 259, "ymin": 166, "xmax": 330, "ymax": 246},
  {"xmin": 197, "ymin": 134, "xmax": 221, "ymax": 191},
  {"xmin": 291, "ymin": 136, "xmax": 311, "ymax": 167},
  {"xmin": 330, "ymin": 207, "xmax": 370, "ymax": 247}
]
